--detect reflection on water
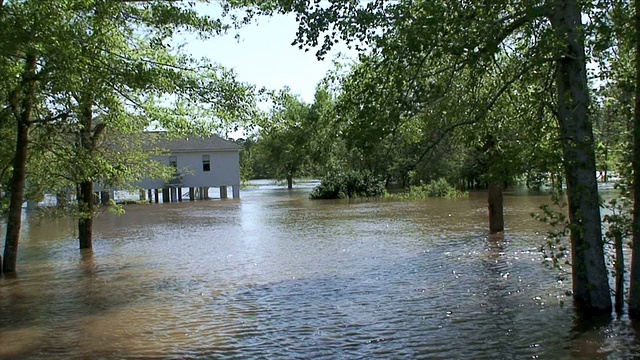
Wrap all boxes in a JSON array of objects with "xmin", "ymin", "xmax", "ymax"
[{"xmin": 1, "ymin": 186, "xmax": 639, "ymax": 359}]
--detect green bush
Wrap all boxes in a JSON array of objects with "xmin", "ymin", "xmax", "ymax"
[
  {"xmin": 390, "ymin": 178, "xmax": 467, "ymax": 199},
  {"xmin": 310, "ymin": 170, "xmax": 386, "ymax": 199}
]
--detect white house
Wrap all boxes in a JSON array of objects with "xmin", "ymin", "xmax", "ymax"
[{"xmin": 138, "ymin": 134, "xmax": 241, "ymax": 202}]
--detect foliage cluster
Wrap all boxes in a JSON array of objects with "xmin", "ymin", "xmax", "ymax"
[
  {"xmin": 389, "ymin": 178, "xmax": 467, "ymax": 200},
  {"xmin": 239, "ymin": 85, "xmax": 339, "ymax": 185},
  {"xmin": 531, "ymin": 193, "xmax": 571, "ymax": 274},
  {"xmin": 309, "ymin": 170, "xmax": 386, "ymax": 199}
]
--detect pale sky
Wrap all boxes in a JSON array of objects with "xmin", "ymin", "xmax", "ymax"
[{"xmin": 185, "ymin": 11, "xmax": 352, "ymax": 104}]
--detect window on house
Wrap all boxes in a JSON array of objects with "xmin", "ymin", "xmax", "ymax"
[
  {"xmin": 169, "ymin": 156, "xmax": 177, "ymax": 168},
  {"xmin": 202, "ymin": 155, "xmax": 210, "ymax": 172}
]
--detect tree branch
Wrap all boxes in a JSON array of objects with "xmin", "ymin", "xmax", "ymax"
[
  {"xmin": 27, "ymin": 112, "xmax": 71, "ymax": 126},
  {"xmin": 409, "ymin": 57, "xmax": 553, "ymax": 170}
]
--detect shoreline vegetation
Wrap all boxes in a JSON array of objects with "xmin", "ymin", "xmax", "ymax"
[
  {"xmin": 309, "ymin": 173, "xmax": 467, "ymax": 200},
  {"xmin": 386, "ymin": 179, "xmax": 468, "ymax": 200}
]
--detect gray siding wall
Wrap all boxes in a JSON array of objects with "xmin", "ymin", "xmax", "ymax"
[{"xmin": 138, "ymin": 150, "xmax": 240, "ymax": 189}]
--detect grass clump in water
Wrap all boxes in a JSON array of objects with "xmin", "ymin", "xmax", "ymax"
[{"xmin": 389, "ymin": 178, "xmax": 467, "ymax": 200}]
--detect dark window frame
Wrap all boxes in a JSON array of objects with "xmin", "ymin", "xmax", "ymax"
[{"xmin": 202, "ymin": 154, "xmax": 211, "ymax": 172}]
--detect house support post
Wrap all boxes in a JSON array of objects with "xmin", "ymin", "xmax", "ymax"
[
  {"xmin": 162, "ymin": 187, "xmax": 170, "ymax": 203},
  {"xmin": 26, "ymin": 200, "xmax": 37, "ymax": 210},
  {"xmin": 189, "ymin": 187, "xmax": 195, "ymax": 201},
  {"xmin": 56, "ymin": 192, "xmax": 67, "ymax": 208},
  {"xmin": 100, "ymin": 191, "xmax": 110, "ymax": 205},
  {"xmin": 154, "ymin": 189, "xmax": 159, "ymax": 204},
  {"xmin": 178, "ymin": 187, "xmax": 183, "ymax": 202},
  {"xmin": 220, "ymin": 186, "xmax": 228, "ymax": 199},
  {"xmin": 232, "ymin": 185, "xmax": 240, "ymax": 199}
]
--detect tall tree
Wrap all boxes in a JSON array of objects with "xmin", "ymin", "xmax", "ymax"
[
  {"xmin": 0, "ymin": 1, "xmax": 72, "ymax": 273},
  {"xmin": 628, "ymin": 0, "xmax": 640, "ymax": 317},
  {"xmin": 255, "ymin": 90, "xmax": 312, "ymax": 188}
]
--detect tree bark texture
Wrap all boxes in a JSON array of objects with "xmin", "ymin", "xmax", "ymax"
[
  {"xmin": 3, "ymin": 121, "xmax": 29, "ymax": 273},
  {"xmin": 488, "ymin": 183, "xmax": 504, "ymax": 233},
  {"xmin": 78, "ymin": 181, "xmax": 94, "ymax": 249},
  {"xmin": 627, "ymin": 0, "xmax": 640, "ymax": 318},
  {"xmin": 2, "ymin": 52, "xmax": 37, "ymax": 274},
  {"xmin": 77, "ymin": 100, "xmax": 95, "ymax": 250},
  {"xmin": 287, "ymin": 173, "xmax": 293, "ymax": 189},
  {"xmin": 550, "ymin": 0, "xmax": 612, "ymax": 314},
  {"xmin": 615, "ymin": 230, "xmax": 625, "ymax": 316}
]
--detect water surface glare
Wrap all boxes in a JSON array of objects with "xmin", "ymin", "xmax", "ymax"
[{"xmin": 1, "ymin": 186, "xmax": 640, "ymax": 359}]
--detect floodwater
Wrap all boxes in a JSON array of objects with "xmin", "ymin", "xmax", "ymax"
[{"xmin": 1, "ymin": 182, "xmax": 639, "ymax": 359}]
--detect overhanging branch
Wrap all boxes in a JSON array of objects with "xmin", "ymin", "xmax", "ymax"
[{"xmin": 409, "ymin": 57, "xmax": 554, "ymax": 170}]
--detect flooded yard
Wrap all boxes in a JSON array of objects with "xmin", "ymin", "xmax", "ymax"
[{"xmin": 1, "ymin": 183, "xmax": 639, "ymax": 359}]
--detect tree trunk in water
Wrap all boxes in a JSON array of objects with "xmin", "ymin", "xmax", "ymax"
[
  {"xmin": 627, "ymin": 0, "xmax": 640, "ymax": 318},
  {"xmin": 287, "ymin": 174, "xmax": 293, "ymax": 189},
  {"xmin": 78, "ymin": 181, "xmax": 93, "ymax": 249},
  {"xmin": 488, "ymin": 183, "xmax": 504, "ymax": 233},
  {"xmin": 550, "ymin": 0, "xmax": 612, "ymax": 314},
  {"xmin": 615, "ymin": 230, "xmax": 624, "ymax": 316},
  {"xmin": 77, "ymin": 100, "xmax": 94, "ymax": 250},
  {"xmin": 2, "ymin": 121, "xmax": 29, "ymax": 274},
  {"xmin": 2, "ymin": 52, "xmax": 37, "ymax": 274},
  {"xmin": 603, "ymin": 146, "xmax": 609, "ymax": 183},
  {"xmin": 75, "ymin": 99, "xmax": 104, "ymax": 250}
]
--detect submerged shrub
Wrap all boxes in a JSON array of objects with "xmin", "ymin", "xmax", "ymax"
[
  {"xmin": 390, "ymin": 178, "xmax": 467, "ymax": 200},
  {"xmin": 310, "ymin": 170, "xmax": 386, "ymax": 199}
]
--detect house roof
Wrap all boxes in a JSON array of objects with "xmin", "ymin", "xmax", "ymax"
[{"xmin": 151, "ymin": 133, "xmax": 240, "ymax": 153}]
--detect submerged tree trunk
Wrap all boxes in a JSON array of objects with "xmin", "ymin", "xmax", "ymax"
[
  {"xmin": 614, "ymin": 229, "xmax": 625, "ymax": 316},
  {"xmin": 3, "ymin": 120, "xmax": 29, "ymax": 274},
  {"xmin": 77, "ymin": 181, "xmax": 93, "ymax": 249},
  {"xmin": 3, "ymin": 52, "xmax": 37, "ymax": 274},
  {"xmin": 603, "ymin": 146, "xmax": 609, "ymax": 183},
  {"xmin": 75, "ymin": 99, "xmax": 102, "ymax": 250},
  {"xmin": 484, "ymin": 135, "xmax": 504, "ymax": 234},
  {"xmin": 550, "ymin": 0, "xmax": 612, "ymax": 314},
  {"xmin": 287, "ymin": 172, "xmax": 293, "ymax": 189},
  {"xmin": 488, "ymin": 182, "xmax": 504, "ymax": 233},
  {"xmin": 627, "ymin": 0, "xmax": 640, "ymax": 318}
]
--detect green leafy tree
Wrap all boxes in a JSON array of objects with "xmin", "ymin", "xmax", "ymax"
[
  {"xmin": 305, "ymin": 84, "xmax": 342, "ymax": 175},
  {"xmin": 254, "ymin": 89, "xmax": 312, "ymax": 188},
  {"xmin": 0, "ymin": 0, "xmax": 75, "ymax": 273}
]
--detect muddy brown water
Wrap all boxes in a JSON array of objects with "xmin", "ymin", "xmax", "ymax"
[{"xmin": 1, "ymin": 183, "xmax": 640, "ymax": 359}]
